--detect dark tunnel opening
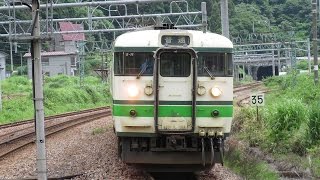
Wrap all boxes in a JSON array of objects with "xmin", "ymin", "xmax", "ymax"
[{"xmin": 257, "ymin": 66, "xmax": 279, "ymax": 81}]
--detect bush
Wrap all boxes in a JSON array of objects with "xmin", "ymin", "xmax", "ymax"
[
  {"xmin": 265, "ymin": 98, "xmax": 308, "ymax": 153},
  {"xmin": 16, "ymin": 65, "xmax": 28, "ymax": 75},
  {"xmin": 0, "ymin": 75, "xmax": 111, "ymax": 124},
  {"xmin": 233, "ymin": 108, "xmax": 267, "ymax": 147},
  {"xmin": 225, "ymin": 138, "xmax": 279, "ymax": 180},
  {"xmin": 297, "ymin": 60, "xmax": 308, "ymax": 70},
  {"xmin": 308, "ymin": 147, "xmax": 320, "ymax": 178},
  {"xmin": 308, "ymin": 103, "xmax": 320, "ymax": 146},
  {"xmin": 1, "ymin": 76, "xmax": 32, "ymax": 94}
]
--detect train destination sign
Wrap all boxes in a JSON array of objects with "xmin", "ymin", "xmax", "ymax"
[{"xmin": 161, "ymin": 35, "xmax": 190, "ymax": 46}]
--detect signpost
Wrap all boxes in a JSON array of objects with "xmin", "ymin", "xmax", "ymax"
[{"xmin": 251, "ymin": 94, "xmax": 265, "ymax": 122}]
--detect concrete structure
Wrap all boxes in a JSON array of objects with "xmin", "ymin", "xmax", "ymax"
[
  {"xmin": 24, "ymin": 51, "xmax": 77, "ymax": 79},
  {"xmin": 0, "ymin": 52, "xmax": 6, "ymax": 80}
]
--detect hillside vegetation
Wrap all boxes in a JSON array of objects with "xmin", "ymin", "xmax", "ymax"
[
  {"xmin": 233, "ymin": 74, "xmax": 320, "ymax": 178},
  {"xmin": 0, "ymin": 75, "xmax": 111, "ymax": 124},
  {"xmin": 0, "ymin": 0, "xmax": 313, "ymax": 69}
]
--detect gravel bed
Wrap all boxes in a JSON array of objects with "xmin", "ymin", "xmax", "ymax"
[
  {"xmin": 0, "ymin": 115, "xmax": 241, "ymax": 180},
  {"xmin": 197, "ymin": 165, "xmax": 242, "ymax": 180}
]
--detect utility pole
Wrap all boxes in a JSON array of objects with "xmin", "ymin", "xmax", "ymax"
[
  {"xmin": 312, "ymin": 0, "xmax": 319, "ymax": 84},
  {"xmin": 31, "ymin": 0, "xmax": 47, "ymax": 179},
  {"xmin": 308, "ymin": 38, "xmax": 312, "ymax": 74},
  {"xmin": 201, "ymin": 2, "xmax": 207, "ymax": 33},
  {"xmin": 220, "ymin": 0, "xmax": 229, "ymax": 38}
]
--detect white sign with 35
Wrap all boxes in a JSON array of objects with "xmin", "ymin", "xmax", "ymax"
[{"xmin": 250, "ymin": 94, "xmax": 265, "ymax": 106}]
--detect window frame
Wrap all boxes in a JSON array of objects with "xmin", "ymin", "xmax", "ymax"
[
  {"xmin": 159, "ymin": 52, "xmax": 192, "ymax": 77},
  {"xmin": 197, "ymin": 52, "xmax": 233, "ymax": 77},
  {"xmin": 113, "ymin": 52, "xmax": 154, "ymax": 76}
]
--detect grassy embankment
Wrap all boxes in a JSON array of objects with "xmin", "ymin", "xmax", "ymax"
[
  {"xmin": 226, "ymin": 72, "xmax": 320, "ymax": 179},
  {"xmin": 0, "ymin": 75, "xmax": 111, "ymax": 124}
]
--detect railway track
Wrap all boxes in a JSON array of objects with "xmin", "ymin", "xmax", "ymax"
[
  {"xmin": 233, "ymin": 82, "xmax": 267, "ymax": 107},
  {"xmin": 233, "ymin": 81, "xmax": 263, "ymax": 93},
  {"xmin": 0, "ymin": 107, "xmax": 108, "ymax": 130},
  {"xmin": 0, "ymin": 107, "xmax": 111, "ymax": 159}
]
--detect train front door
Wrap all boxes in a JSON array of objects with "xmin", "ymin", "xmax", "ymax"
[{"xmin": 155, "ymin": 49, "xmax": 196, "ymax": 133}]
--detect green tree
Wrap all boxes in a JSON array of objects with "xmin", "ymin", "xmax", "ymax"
[{"xmin": 230, "ymin": 3, "xmax": 270, "ymax": 35}]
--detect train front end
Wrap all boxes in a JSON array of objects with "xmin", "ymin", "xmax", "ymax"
[{"xmin": 112, "ymin": 28, "xmax": 233, "ymax": 171}]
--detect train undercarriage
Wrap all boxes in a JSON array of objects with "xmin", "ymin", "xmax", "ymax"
[{"xmin": 118, "ymin": 135, "xmax": 225, "ymax": 172}]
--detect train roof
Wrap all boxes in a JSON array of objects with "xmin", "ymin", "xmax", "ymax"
[{"xmin": 114, "ymin": 29, "xmax": 233, "ymax": 52}]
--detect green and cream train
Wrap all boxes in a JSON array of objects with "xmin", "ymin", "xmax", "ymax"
[{"xmin": 112, "ymin": 25, "xmax": 233, "ymax": 171}]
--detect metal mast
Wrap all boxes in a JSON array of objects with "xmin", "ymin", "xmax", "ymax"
[
  {"xmin": 312, "ymin": 0, "xmax": 319, "ymax": 84},
  {"xmin": 220, "ymin": 0, "xmax": 229, "ymax": 38},
  {"xmin": 31, "ymin": 0, "xmax": 47, "ymax": 178}
]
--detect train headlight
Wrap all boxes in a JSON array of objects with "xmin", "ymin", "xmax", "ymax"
[
  {"xmin": 211, "ymin": 87, "xmax": 222, "ymax": 97},
  {"xmin": 128, "ymin": 85, "xmax": 139, "ymax": 97}
]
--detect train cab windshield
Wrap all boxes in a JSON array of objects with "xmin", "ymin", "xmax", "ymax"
[
  {"xmin": 160, "ymin": 52, "xmax": 191, "ymax": 77},
  {"xmin": 197, "ymin": 53, "xmax": 233, "ymax": 77},
  {"xmin": 114, "ymin": 52, "xmax": 154, "ymax": 76}
]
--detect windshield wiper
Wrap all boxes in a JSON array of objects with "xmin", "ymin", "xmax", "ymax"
[
  {"xmin": 136, "ymin": 66, "xmax": 147, "ymax": 79},
  {"xmin": 204, "ymin": 66, "xmax": 215, "ymax": 80}
]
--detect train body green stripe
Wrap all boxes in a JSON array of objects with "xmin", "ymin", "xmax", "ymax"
[
  {"xmin": 113, "ymin": 100, "xmax": 233, "ymax": 105},
  {"xmin": 112, "ymin": 105, "xmax": 233, "ymax": 117}
]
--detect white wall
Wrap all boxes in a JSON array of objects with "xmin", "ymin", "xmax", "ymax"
[{"xmin": 27, "ymin": 55, "xmax": 73, "ymax": 79}]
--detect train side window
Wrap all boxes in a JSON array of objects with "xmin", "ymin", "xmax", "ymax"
[
  {"xmin": 160, "ymin": 52, "xmax": 191, "ymax": 77},
  {"xmin": 226, "ymin": 53, "xmax": 233, "ymax": 76},
  {"xmin": 114, "ymin": 52, "xmax": 154, "ymax": 76}
]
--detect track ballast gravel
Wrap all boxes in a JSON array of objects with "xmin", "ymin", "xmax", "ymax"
[{"xmin": 0, "ymin": 116, "xmax": 241, "ymax": 180}]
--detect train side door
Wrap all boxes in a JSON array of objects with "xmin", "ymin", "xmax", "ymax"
[{"xmin": 155, "ymin": 49, "xmax": 196, "ymax": 133}]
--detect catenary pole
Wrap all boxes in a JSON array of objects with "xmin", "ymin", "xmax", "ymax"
[
  {"xmin": 201, "ymin": 2, "xmax": 207, "ymax": 33},
  {"xmin": 220, "ymin": 0, "xmax": 229, "ymax": 38},
  {"xmin": 312, "ymin": 0, "xmax": 319, "ymax": 84},
  {"xmin": 31, "ymin": 0, "xmax": 47, "ymax": 179}
]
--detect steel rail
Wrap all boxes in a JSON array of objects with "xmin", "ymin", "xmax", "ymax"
[
  {"xmin": 0, "ymin": 106, "xmax": 108, "ymax": 130},
  {"xmin": 233, "ymin": 82, "xmax": 263, "ymax": 93},
  {"xmin": 0, "ymin": 108, "xmax": 111, "ymax": 159}
]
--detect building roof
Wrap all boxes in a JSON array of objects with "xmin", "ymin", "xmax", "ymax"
[
  {"xmin": 59, "ymin": 22, "xmax": 85, "ymax": 41},
  {"xmin": 23, "ymin": 51, "xmax": 76, "ymax": 58}
]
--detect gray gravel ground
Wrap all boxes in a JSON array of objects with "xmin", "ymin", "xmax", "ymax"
[{"xmin": 0, "ymin": 116, "xmax": 241, "ymax": 180}]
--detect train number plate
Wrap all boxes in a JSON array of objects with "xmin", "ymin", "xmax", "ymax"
[{"xmin": 162, "ymin": 119, "xmax": 188, "ymax": 130}]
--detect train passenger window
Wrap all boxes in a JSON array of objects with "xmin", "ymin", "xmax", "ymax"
[
  {"xmin": 114, "ymin": 52, "xmax": 154, "ymax": 76},
  {"xmin": 197, "ymin": 53, "xmax": 233, "ymax": 77},
  {"xmin": 160, "ymin": 52, "xmax": 191, "ymax": 77}
]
